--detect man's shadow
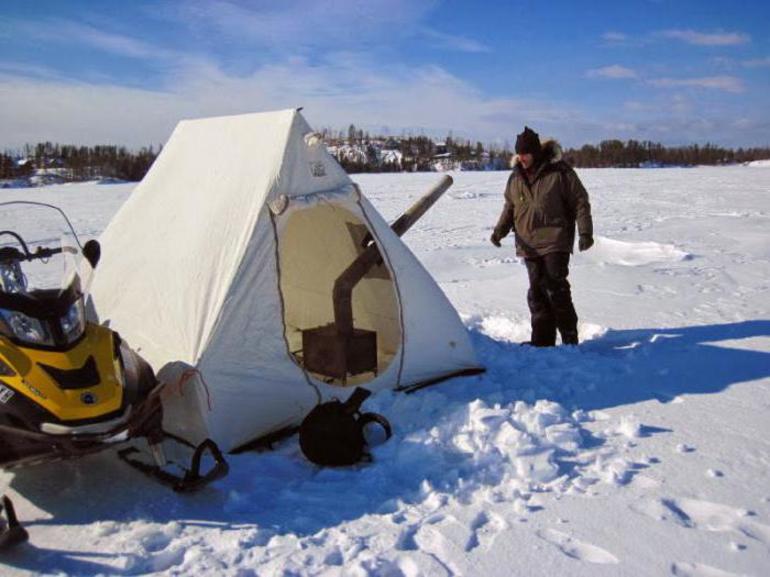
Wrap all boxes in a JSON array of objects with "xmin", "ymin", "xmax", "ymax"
[
  {"xmin": 556, "ymin": 319, "xmax": 768, "ymax": 411},
  {"xmin": 3, "ymin": 320, "xmax": 768, "ymax": 572}
]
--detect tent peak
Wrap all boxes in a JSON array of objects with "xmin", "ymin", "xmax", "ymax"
[{"xmin": 177, "ymin": 108, "xmax": 302, "ymax": 126}]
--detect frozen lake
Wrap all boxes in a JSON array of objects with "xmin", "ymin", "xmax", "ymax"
[{"xmin": 1, "ymin": 166, "xmax": 769, "ymax": 576}]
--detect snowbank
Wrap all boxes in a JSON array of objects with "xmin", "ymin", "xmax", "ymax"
[{"xmin": 583, "ymin": 236, "xmax": 691, "ymax": 267}]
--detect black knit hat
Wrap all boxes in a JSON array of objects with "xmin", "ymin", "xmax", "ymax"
[{"xmin": 515, "ymin": 126, "xmax": 541, "ymax": 155}]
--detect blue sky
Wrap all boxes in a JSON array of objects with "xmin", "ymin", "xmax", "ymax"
[{"xmin": 1, "ymin": 0, "xmax": 768, "ymax": 148}]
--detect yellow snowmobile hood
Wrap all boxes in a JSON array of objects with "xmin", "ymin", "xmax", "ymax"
[{"xmin": 0, "ymin": 323, "xmax": 123, "ymax": 422}]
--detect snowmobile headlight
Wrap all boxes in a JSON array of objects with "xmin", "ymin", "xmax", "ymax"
[
  {"xmin": 60, "ymin": 299, "xmax": 85, "ymax": 343},
  {"xmin": 0, "ymin": 308, "xmax": 55, "ymax": 346}
]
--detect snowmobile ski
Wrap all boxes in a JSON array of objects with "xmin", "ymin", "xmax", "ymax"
[
  {"xmin": 0, "ymin": 495, "xmax": 28, "ymax": 551},
  {"xmin": 118, "ymin": 436, "xmax": 229, "ymax": 493}
]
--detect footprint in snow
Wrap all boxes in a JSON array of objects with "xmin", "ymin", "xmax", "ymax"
[
  {"xmin": 394, "ymin": 514, "xmax": 453, "ymax": 551},
  {"xmin": 397, "ymin": 516, "xmax": 481, "ymax": 575},
  {"xmin": 395, "ymin": 526, "xmax": 419, "ymax": 551},
  {"xmin": 124, "ymin": 524, "xmax": 186, "ymax": 573},
  {"xmin": 124, "ymin": 545, "xmax": 186, "ymax": 574},
  {"xmin": 537, "ymin": 528, "xmax": 619, "ymax": 564},
  {"xmin": 464, "ymin": 511, "xmax": 507, "ymax": 552},
  {"xmin": 632, "ymin": 497, "xmax": 770, "ymax": 545},
  {"xmin": 468, "ymin": 256, "xmax": 518, "ymax": 268},
  {"xmin": 408, "ymin": 523, "xmax": 465, "ymax": 576},
  {"xmin": 140, "ymin": 529, "xmax": 173, "ymax": 552},
  {"xmin": 671, "ymin": 561, "xmax": 749, "ymax": 577},
  {"xmin": 371, "ymin": 557, "xmax": 422, "ymax": 577},
  {"xmin": 148, "ymin": 547, "xmax": 187, "ymax": 573},
  {"xmin": 323, "ymin": 548, "xmax": 344, "ymax": 566}
]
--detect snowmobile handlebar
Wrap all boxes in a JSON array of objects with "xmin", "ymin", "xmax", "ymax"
[
  {"xmin": 0, "ymin": 245, "xmax": 64, "ymax": 263},
  {"xmin": 0, "ymin": 230, "xmax": 77, "ymax": 263},
  {"xmin": 27, "ymin": 246, "xmax": 65, "ymax": 260}
]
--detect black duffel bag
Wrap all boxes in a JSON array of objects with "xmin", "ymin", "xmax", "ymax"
[{"xmin": 299, "ymin": 387, "xmax": 392, "ymax": 466}]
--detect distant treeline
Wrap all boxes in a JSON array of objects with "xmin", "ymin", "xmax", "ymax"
[
  {"xmin": 1, "ymin": 142, "xmax": 159, "ymax": 182},
  {"xmin": 563, "ymin": 140, "xmax": 770, "ymax": 168},
  {"xmin": 2, "ymin": 136, "xmax": 769, "ymax": 184},
  {"xmin": 331, "ymin": 138, "xmax": 770, "ymax": 172}
]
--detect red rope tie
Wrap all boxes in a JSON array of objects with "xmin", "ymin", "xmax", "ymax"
[{"xmin": 160, "ymin": 368, "xmax": 213, "ymax": 412}]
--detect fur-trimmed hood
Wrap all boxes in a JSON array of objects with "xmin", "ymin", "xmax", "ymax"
[{"xmin": 510, "ymin": 138, "xmax": 562, "ymax": 169}]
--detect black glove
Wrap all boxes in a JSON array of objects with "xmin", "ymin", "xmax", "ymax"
[
  {"xmin": 578, "ymin": 234, "xmax": 594, "ymax": 252},
  {"xmin": 490, "ymin": 232, "xmax": 502, "ymax": 247}
]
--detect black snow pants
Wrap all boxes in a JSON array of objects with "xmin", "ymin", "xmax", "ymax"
[{"xmin": 524, "ymin": 252, "xmax": 579, "ymax": 346}]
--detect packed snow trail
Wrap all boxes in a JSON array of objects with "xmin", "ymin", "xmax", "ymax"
[{"xmin": 1, "ymin": 166, "xmax": 769, "ymax": 576}]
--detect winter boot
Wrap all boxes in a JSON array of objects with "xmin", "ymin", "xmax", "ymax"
[{"xmin": 560, "ymin": 331, "xmax": 579, "ymax": 346}]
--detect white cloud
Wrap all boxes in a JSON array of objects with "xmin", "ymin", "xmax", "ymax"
[
  {"xmin": 0, "ymin": 75, "xmax": 181, "ymax": 148},
  {"xmin": 649, "ymin": 75, "xmax": 745, "ymax": 93},
  {"xmin": 61, "ymin": 25, "xmax": 163, "ymax": 60},
  {"xmin": 162, "ymin": 1, "xmax": 488, "ymax": 55},
  {"xmin": 660, "ymin": 29, "xmax": 750, "ymax": 46},
  {"xmin": 160, "ymin": 0, "xmax": 438, "ymax": 50},
  {"xmin": 419, "ymin": 27, "xmax": 491, "ymax": 53},
  {"xmin": 587, "ymin": 65, "xmax": 637, "ymax": 79},
  {"xmin": 743, "ymin": 57, "xmax": 770, "ymax": 68},
  {"xmin": 623, "ymin": 94, "xmax": 693, "ymax": 115},
  {"xmin": 0, "ymin": 60, "xmax": 70, "ymax": 81},
  {"xmin": 0, "ymin": 8, "xmax": 762, "ymax": 150},
  {"xmin": 2, "ymin": 54, "xmax": 760, "ymax": 150},
  {"xmin": 8, "ymin": 18, "xmax": 177, "ymax": 62},
  {"xmin": 0, "ymin": 57, "xmax": 576, "ymax": 149},
  {"xmin": 623, "ymin": 101, "xmax": 648, "ymax": 111},
  {"xmin": 602, "ymin": 32, "xmax": 628, "ymax": 43},
  {"xmin": 710, "ymin": 56, "xmax": 736, "ymax": 68},
  {"xmin": 586, "ymin": 114, "xmax": 769, "ymax": 147}
]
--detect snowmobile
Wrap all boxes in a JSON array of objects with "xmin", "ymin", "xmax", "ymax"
[{"xmin": 0, "ymin": 201, "xmax": 228, "ymax": 550}]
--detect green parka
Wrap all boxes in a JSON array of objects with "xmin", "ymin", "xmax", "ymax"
[{"xmin": 493, "ymin": 140, "xmax": 593, "ymax": 258}]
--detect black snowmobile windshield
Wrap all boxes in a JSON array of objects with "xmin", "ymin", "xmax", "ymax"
[{"xmin": 0, "ymin": 202, "xmax": 94, "ymax": 348}]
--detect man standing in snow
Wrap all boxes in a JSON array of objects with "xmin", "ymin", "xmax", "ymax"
[{"xmin": 490, "ymin": 126, "xmax": 593, "ymax": 346}]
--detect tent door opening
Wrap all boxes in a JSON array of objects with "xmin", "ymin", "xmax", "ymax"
[{"xmin": 276, "ymin": 199, "xmax": 402, "ymax": 386}]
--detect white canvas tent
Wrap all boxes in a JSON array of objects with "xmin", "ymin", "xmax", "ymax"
[{"xmin": 91, "ymin": 109, "xmax": 481, "ymax": 452}]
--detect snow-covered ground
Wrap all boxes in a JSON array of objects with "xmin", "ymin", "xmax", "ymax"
[{"xmin": 1, "ymin": 167, "xmax": 769, "ymax": 576}]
